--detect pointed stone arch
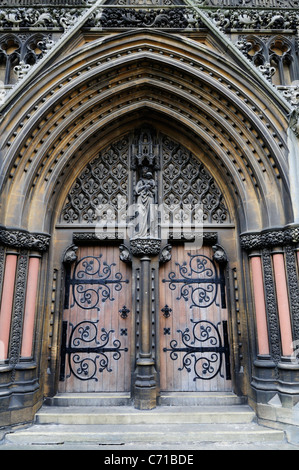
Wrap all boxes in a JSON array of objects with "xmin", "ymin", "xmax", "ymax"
[{"xmin": 0, "ymin": 29, "xmax": 292, "ymax": 235}]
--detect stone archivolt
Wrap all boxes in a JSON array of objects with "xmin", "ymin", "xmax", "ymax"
[{"xmin": 0, "ymin": 30, "xmax": 290, "ymax": 231}]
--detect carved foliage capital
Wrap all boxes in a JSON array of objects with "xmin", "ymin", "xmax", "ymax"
[
  {"xmin": 130, "ymin": 238, "xmax": 161, "ymax": 257},
  {"xmin": 0, "ymin": 227, "xmax": 50, "ymax": 252},
  {"xmin": 240, "ymin": 226, "xmax": 299, "ymax": 251}
]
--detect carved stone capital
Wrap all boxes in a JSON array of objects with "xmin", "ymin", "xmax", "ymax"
[
  {"xmin": 0, "ymin": 227, "xmax": 50, "ymax": 252},
  {"xmin": 240, "ymin": 226, "xmax": 299, "ymax": 251},
  {"xmin": 130, "ymin": 238, "xmax": 161, "ymax": 257}
]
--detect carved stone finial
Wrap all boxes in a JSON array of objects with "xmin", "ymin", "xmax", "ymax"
[
  {"xmin": 282, "ymin": 86, "xmax": 299, "ymax": 106},
  {"xmin": 258, "ymin": 62, "xmax": 276, "ymax": 81},
  {"xmin": 14, "ymin": 61, "xmax": 31, "ymax": 81}
]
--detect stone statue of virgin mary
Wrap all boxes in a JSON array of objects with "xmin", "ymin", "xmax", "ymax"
[{"xmin": 134, "ymin": 168, "xmax": 156, "ymax": 238}]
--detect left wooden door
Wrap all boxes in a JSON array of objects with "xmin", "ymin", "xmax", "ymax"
[{"xmin": 59, "ymin": 245, "xmax": 132, "ymax": 393}]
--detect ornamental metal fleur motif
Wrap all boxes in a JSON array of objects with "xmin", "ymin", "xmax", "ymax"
[
  {"xmin": 119, "ymin": 305, "xmax": 130, "ymax": 319},
  {"xmin": 162, "ymin": 253, "xmax": 226, "ymax": 309},
  {"xmin": 163, "ymin": 319, "xmax": 231, "ymax": 381},
  {"xmin": 64, "ymin": 254, "xmax": 129, "ymax": 311},
  {"xmin": 60, "ymin": 320, "xmax": 128, "ymax": 382},
  {"xmin": 161, "ymin": 304, "xmax": 172, "ymax": 318}
]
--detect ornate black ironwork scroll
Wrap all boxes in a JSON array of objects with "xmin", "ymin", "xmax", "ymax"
[
  {"xmin": 64, "ymin": 254, "xmax": 129, "ymax": 311},
  {"xmin": 162, "ymin": 253, "xmax": 226, "ymax": 309},
  {"xmin": 60, "ymin": 320, "xmax": 128, "ymax": 382},
  {"xmin": 164, "ymin": 320, "xmax": 231, "ymax": 381}
]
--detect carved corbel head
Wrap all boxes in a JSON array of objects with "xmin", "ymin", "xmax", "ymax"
[
  {"xmin": 212, "ymin": 244, "xmax": 228, "ymax": 264},
  {"xmin": 119, "ymin": 244, "xmax": 132, "ymax": 263},
  {"xmin": 159, "ymin": 244, "xmax": 172, "ymax": 264},
  {"xmin": 63, "ymin": 244, "xmax": 78, "ymax": 264}
]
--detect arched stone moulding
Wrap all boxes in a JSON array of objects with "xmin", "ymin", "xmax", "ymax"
[{"xmin": 0, "ymin": 29, "xmax": 292, "ymax": 234}]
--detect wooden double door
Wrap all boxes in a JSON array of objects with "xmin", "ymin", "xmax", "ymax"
[{"xmin": 59, "ymin": 244, "xmax": 231, "ymax": 394}]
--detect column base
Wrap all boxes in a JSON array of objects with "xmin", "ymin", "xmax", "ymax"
[
  {"xmin": 134, "ymin": 386, "xmax": 157, "ymax": 410},
  {"xmin": 134, "ymin": 360, "xmax": 157, "ymax": 410}
]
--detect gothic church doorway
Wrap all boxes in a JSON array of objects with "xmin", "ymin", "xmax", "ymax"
[{"xmin": 57, "ymin": 127, "xmax": 234, "ymax": 398}]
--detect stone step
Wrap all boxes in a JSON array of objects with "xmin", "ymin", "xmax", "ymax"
[
  {"xmin": 35, "ymin": 405, "xmax": 256, "ymax": 425},
  {"xmin": 158, "ymin": 391, "xmax": 247, "ymax": 406},
  {"xmin": 45, "ymin": 391, "xmax": 246, "ymax": 407},
  {"xmin": 44, "ymin": 392, "xmax": 131, "ymax": 407},
  {"xmin": 4, "ymin": 422, "xmax": 285, "ymax": 446}
]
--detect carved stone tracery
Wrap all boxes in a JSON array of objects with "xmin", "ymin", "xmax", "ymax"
[
  {"xmin": 60, "ymin": 131, "xmax": 230, "ymax": 229},
  {"xmin": 162, "ymin": 136, "xmax": 230, "ymax": 224},
  {"xmin": 60, "ymin": 139, "xmax": 129, "ymax": 225}
]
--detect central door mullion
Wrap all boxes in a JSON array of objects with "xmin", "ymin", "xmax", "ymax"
[
  {"xmin": 139, "ymin": 256, "xmax": 153, "ymax": 361},
  {"xmin": 133, "ymin": 255, "xmax": 157, "ymax": 409}
]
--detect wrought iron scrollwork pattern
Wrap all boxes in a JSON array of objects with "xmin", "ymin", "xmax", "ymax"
[
  {"xmin": 164, "ymin": 319, "xmax": 231, "ymax": 381},
  {"xmin": 64, "ymin": 254, "xmax": 129, "ymax": 311},
  {"xmin": 60, "ymin": 320, "xmax": 128, "ymax": 382},
  {"xmin": 162, "ymin": 253, "xmax": 226, "ymax": 309}
]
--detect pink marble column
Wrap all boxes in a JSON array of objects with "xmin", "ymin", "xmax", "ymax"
[
  {"xmin": 0, "ymin": 254, "xmax": 18, "ymax": 361},
  {"xmin": 272, "ymin": 253, "xmax": 293, "ymax": 357},
  {"xmin": 250, "ymin": 256, "xmax": 270, "ymax": 355},
  {"xmin": 21, "ymin": 256, "xmax": 40, "ymax": 358}
]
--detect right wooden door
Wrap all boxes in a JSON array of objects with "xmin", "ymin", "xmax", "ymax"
[{"xmin": 159, "ymin": 245, "xmax": 232, "ymax": 392}]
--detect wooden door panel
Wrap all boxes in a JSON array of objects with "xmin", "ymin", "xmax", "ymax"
[
  {"xmin": 159, "ymin": 245, "xmax": 231, "ymax": 392},
  {"xmin": 59, "ymin": 245, "xmax": 132, "ymax": 393}
]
